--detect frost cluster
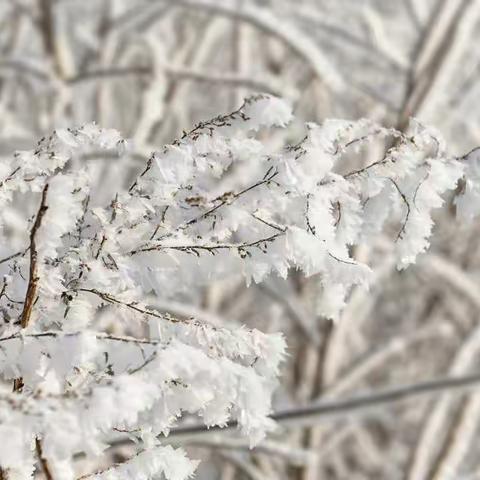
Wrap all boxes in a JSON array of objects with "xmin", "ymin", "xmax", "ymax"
[{"xmin": 0, "ymin": 95, "xmax": 475, "ymax": 479}]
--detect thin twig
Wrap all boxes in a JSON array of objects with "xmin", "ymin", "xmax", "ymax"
[
  {"xmin": 0, "ymin": 248, "xmax": 27, "ymax": 265},
  {"xmin": 0, "ymin": 331, "xmax": 162, "ymax": 346},
  {"xmin": 129, "ymin": 232, "xmax": 284, "ymax": 256},
  {"xmin": 75, "ymin": 288, "xmax": 184, "ymax": 324}
]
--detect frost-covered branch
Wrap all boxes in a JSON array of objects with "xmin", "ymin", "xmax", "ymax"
[{"xmin": 0, "ymin": 94, "xmax": 479, "ymax": 479}]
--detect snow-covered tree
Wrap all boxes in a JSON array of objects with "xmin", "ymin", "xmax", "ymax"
[{"xmin": 0, "ymin": 94, "xmax": 478, "ymax": 479}]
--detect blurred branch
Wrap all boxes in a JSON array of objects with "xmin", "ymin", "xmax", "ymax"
[
  {"xmin": 448, "ymin": 58, "xmax": 480, "ymax": 110},
  {"xmin": 419, "ymin": 254, "xmax": 480, "ymax": 310},
  {"xmin": 217, "ymin": 451, "xmax": 268, "ymax": 480},
  {"xmin": 37, "ymin": 0, "xmax": 56, "ymax": 60},
  {"xmin": 156, "ymin": 0, "xmax": 344, "ymax": 91},
  {"xmin": 405, "ymin": 321, "xmax": 480, "ymax": 480},
  {"xmin": 403, "ymin": 0, "xmax": 423, "ymax": 29},
  {"xmin": 0, "ymin": 59, "xmax": 50, "ymax": 82},
  {"xmin": 294, "ymin": 7, "xmax": 407, "ymax": 73},
  {"xmin": 103, "ymin": 373, "xmax": 480, "ymax": 448},
  {"xmin": 183, "ymin": 437, "xmax": 316, "ymax": 467},
  {"xmin": 322, "ymin": 248, "xmax": 397, "ymax": 385},
  {"xmin": 66, "ymin": 65, "xmax": 293, "ymax": 97},
  {"xmin": 322, "ymin": 322, "xmax": 454, "ymax": 398},
  {"xmin": 37, "ymin": 0, "xmax": 66, "ymax": 78},
  {"xmin": 0, "ymin": 58, "xmax": 295, "ymax": 97},
  {"xmin": 430, "ymin": 394, "xmax": 480, "ymax": 480},
  {"xmin": 258, "ymin": 283, "xmax": 322, "ymax": 346},
  {"xmin": 398, "ymin": 0, "xmax": 480, "ymax": 129}
]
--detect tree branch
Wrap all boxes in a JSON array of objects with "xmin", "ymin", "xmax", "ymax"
[
  {"xmin": 12, "ymin": 182, "xmax": 52, "ymax": 477},
  {"xmin": 19, "ymin": 183, "xmax": 49, "ymax": 330},
  {"xmin": 66, "ymin": 65, "xmax": 291, "ymax": 98},
  {"xmin": 127, "ymin": 0, "xmax": 344, "ymax": 91},
  {"xmin": 35, "ymin": 438, "xmax": 53, "ymax": 480}
]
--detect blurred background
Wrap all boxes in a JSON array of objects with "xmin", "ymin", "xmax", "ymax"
[{"xmin": 2, "ymin": 1, "xmax": 480, "ymax": 479}]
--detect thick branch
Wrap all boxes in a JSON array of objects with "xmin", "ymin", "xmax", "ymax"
[
  {"xmin": 13, "ymin": 184, "xmax": 48, "ymax": 391},
  {"xmin": 35, "ymin": 438, "xmax": 53, "ymax": 480},
  {"xmin": 13, "ymin": 182, "xmax": 51, "ymax": 477},
  {"xmin": 19, "ymin": 183, "xmax": 49, "ymax": 329}
]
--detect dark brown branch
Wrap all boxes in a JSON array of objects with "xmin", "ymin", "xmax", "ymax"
[
  {"xmin": 13, "ymin": 184, "xmax": 49, "ymax": 393},
  {"xmin": 0, "ymin": 248, "xmax": 27, "ymax": 265},
  {"xmin": 10, "ymin": 182, "xmax": 52, "ymax": 476},
  {"xmin": 388, "ymin": 178, "xmax": 411, "ymax": 240},
  {"xmin": 0, "ymin": 166, "xmax": 21, "ymax": 188},
  {"xmin": 459, "ymin": 146, "xmax": 480, "ymax": 162},
  {"xmin": 19, "ymin": 183, "xmax": 49, "ymax": 329},
  {"xmin": 35, "ymin": 438, "xmax": 53, "ymax": 480}
]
